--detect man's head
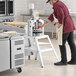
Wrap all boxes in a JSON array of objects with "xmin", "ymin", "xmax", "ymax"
[{"xmin": 46, "ymin": 0, "xmax": 58, "ymax": 5}]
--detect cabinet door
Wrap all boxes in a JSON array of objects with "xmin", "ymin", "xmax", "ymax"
[{"xmin": 0, "ymin": 38, "xmax": 10, "ymax": 72}]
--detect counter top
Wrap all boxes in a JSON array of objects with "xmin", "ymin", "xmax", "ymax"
[{"xmin": 0, "ymin": 22, "xmax": 28, "ymax": 26}]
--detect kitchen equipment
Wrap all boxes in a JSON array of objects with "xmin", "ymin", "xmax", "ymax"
[
  {"xmin": 0, "ymin": 34, "xmax": 10, "ymax": 72},
  {"xmin": 26, "ymin": 11, "xmax": 59, "ymax": 68},
  {"xmin": 28, "ymin": 18, "xmax": 44, "ymax": 36},
  {"xmin": 0, "ymin": 0, "xmax": 6, "ymax": 16},
  {"xmin": 0, "ymin": 33, "xmax": 25, "ymax": 73},
  {"xmin": 0, "ymin": 13, "xmax": 59, "ymax": 68},
  {"xmin": 0, "ymin": 22, "xmax": 28, "ymax": 33},
  {"xmin": 0, "ymin": 0, "xmax": 14, "ymax": 16}
]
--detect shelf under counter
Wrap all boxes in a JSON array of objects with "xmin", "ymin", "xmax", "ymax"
[{"xmin": 0, "ymin": 15, "xmax": 15, "ymax": 21}]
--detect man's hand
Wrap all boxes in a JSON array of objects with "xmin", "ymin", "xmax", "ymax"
[
  {"xmin": 38, "ymin": 21, "xmax": 48, "ymax": 29},
  {"xmin": 56, "ymin": 23, "xmax": 62, "ymax": 28},
  {"xmin": 38, "ymin": 26, "xmax": 42, "ymax": 29}
]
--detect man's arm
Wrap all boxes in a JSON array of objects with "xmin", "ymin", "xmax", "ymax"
[
  {"xmin": 38, "ymin": 13, "xmax": 54, "ymax": 29},
  {"xmin": 38, "ymin": 20, "xmax": 49, "ymax": 29}
]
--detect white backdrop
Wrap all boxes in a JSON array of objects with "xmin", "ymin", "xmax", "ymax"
[
  {"xmin": 27, "ymin": 0, "xmax": 76, "ymax": 15},
  {"xmin": 61, "ymin": 0, "xmax": 76, "ymax": 13},
  {"xmin": 27, "ymin": 0, "xmax": 53, "ymax": 15}
]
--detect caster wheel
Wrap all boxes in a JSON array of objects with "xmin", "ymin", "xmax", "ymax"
[
  {"xmin": 41, "ymin": 66, "xmax": 43, "ymax": 68},
  {"xmin": 35, "ymin": 58, "xmax": 37, "ymax": 60},
  {"xmin": 31, "ymin": 52, "xmax": 33, "ymax": 55},
  {"xmin": 28, "ymin": 56, "xmax": 30, "ymax": 60},
  {"xmin": 17, "ymin": 68, "xmax": 22, "ymax": 73}
]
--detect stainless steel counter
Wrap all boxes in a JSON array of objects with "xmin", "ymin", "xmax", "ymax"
[{"xmin": 0, "ymin": 16, "xmax": 15, "ymax": 21}]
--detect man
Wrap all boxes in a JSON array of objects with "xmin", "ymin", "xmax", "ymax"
[{"xmin": 39, "ymin": 0, "xmax": 76, "ymax": 65}]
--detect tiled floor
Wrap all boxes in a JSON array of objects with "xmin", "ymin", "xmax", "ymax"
[{"xmin": 0, "ymin": 39, "xmax": 76, "ymax": 76}]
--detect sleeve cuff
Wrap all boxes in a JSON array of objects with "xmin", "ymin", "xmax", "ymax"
[{"xmin": 48, "ymin": 14, "xmax": 54, "ymax": 22}]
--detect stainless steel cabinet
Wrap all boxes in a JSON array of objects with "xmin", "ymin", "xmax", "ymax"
[{"xmin": 0, "ymin": 38, "xmax": 10, "ymax": 72}]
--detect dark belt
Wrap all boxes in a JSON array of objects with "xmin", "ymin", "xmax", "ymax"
[
  {"xmin": 64, "ymin": 15, "xmax": 70, "ymax": 20},
  {"xmin": 63, "ymin": 15, "xmax": 70, "ymax": 26}
]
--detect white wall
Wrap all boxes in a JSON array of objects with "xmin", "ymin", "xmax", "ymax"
[
  {"xmin": 14, "ymin": 0, "xmax": 53, "ymax": 21},
  {"xmin": 14, "ymin": 0, "xmax": 28, "ymax": 21},
  {"xmin": 25, "ymin": 0, "xmax": 76, "ymax": 15},
  {"xmin": 61, "ymin": 0, "xmax": 76, "ymax": 13},
  {"xmin": 27, "ymin": 0, "xmax": 53, "ymax": 15},
  {"xmin": 14, "ymin": 0, "xmax": 76, "ymax": 21}
]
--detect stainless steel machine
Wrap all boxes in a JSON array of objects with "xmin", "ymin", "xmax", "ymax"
[
  {"xmin": 28, "ymin": 11, "xmax": 44, "ymax": 36},
  {"xmin": 24, "ymin": 11, "xmax": 44, "ymax": 59},
  {"xmin": 0, "ymin": 33, "xmax": 25, "ymax": 73},
  {"xmin": 28, "ymin": 18, "xmax": 44, "ymax": 36},
  {"xmin": 0, "ymin": 11, "xmax": 59, "ymax": 68},
  {"xmin": 25, "ymin": 11, "xmax": 59, "ymax": 68}
]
